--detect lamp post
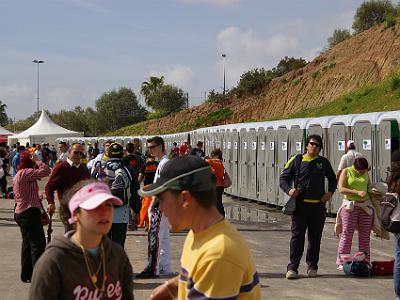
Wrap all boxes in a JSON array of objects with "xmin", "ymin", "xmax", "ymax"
[
  {"xmin": 222, "ymin": 53, "xmax": 226, "ymax": 96},
  {"xmin": 32, "ymin": 59, "xmax": 44, "ymax": 113}
]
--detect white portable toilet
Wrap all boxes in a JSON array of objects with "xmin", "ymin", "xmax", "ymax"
[
  {"xmin": 257, "ymin": 126, "xmax": 267, "ymax": 203},
  {"xmin": 376, "ymin": 111, "xmax": 400, "ymax": 182},
  {"xmin": 265, "ymin": 125, "xmax": 278, "ymax": 205},
  {"xmin": 276, "ymin": 124, "xmax": 290, "ymax": 207},
  {"xmin": 327, "ymin": 114, "xmax": 353, "ymax": 213}
]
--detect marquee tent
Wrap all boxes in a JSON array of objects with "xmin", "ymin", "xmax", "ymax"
[
  {"xmin": 8, "ymin": 110, "xmax": 83, "ymax": 146},
  {"xmin": 0, "ymin": 126, "xmax": 12, "ymax": 143}
]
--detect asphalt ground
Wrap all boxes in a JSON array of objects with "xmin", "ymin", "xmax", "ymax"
[{"xmin": 0, "ymin": 177, "xmax": 395, "ymax": 299}]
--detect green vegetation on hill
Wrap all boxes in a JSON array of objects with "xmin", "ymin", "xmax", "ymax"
[{"xmin": 285, "ymin": 72, "xmax": 400, "ymax": 119}]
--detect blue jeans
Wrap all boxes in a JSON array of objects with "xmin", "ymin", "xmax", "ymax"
[{"xmin": 395, "ymin": 233, "xmax": 400, "ymax": 299}]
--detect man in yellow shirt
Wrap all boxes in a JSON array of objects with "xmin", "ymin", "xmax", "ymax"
[{"xmin": 140, "ymin": 155, "xmax": 261, "ymax": 300}]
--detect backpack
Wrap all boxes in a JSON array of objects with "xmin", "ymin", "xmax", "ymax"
[
  {"xmin": 380, "ymin": 192, "xmax": 400, "ymax": 233},
  {"xmin": 343, "ymin": 260, "xmax": 371, "ymax": 277},
  {"xmin": 115, "ymin": 166, "xmax": 133, "ymax": 206}
]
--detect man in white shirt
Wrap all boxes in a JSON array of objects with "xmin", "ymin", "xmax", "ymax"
[
  {"xmin": 336, "ymin": 140, "xmax": 364, "ymax": 180},
  {"xmin": 57, "ymin": 142, "xmax": 69, "ymax": 163},
  {"xmin": 136, "ymin": 136, "xmax": 172, "ymax": 278}
]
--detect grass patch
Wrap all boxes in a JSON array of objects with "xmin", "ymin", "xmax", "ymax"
[
  {"xmin": 322, "ymin": 62, "xmax": 336, "ymax": 72},
  {"xmin": 283, "ymin": 71, "xmax": 400, "ymax": 119},
  {"xmin": 390, "ymin": 74, "xmax": 400, "ymax": 91},
  {"xmin": 194, "ymin": 108, "xmax": 233, "ymax": 127},
  {"xmin": 292, "ymin": 79, "xmax": 301, "ymax": 86},
  {"xmin": 311, "ymin": 70, "xmax": 320, "ymax": 79}
]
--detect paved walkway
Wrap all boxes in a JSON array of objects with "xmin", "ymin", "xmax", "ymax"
[{"xmin": 0, "ymin": 194, "xmax": 395, "ymax": 299}]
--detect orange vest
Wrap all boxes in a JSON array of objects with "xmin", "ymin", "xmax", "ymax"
[{"xmin": 207, "ymin": 158, "xmax": 225, "ymax": 187}]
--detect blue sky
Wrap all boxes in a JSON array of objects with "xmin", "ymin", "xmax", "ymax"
[{"xmin": 0, "ymin": 0, "xmax": 366, "ymax": 120}]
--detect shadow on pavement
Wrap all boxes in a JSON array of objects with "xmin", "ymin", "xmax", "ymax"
[{"xmin": 133, "ymin": 282, "xmax": 160, "ymax": 290}]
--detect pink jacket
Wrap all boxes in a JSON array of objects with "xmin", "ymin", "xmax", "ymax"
[{"xmin": 13, "ymin": 161, "xmax": 51, "ymax": 214}]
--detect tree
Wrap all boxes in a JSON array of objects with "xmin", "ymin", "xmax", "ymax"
[
  {"xmin": 327, "ymin": 28, "xmax": 351, "ymax": 48},
  {"xmin": 272, "ymin": 56, "xmax": 307, "ymax": 77},
  {"xmin": 95, "ymin": 87, "xmax": 147, "ymax": 133},
  {"xmin": 235, "ymin": 68, "xmax": 273, "ymax": 97},
  {"xmin": 148, "ymin": 84, "xmax": 187, "ymax": 114},
  {"xmin": 353, "ymin": 0, "xmax": 397, "ymax": 33},
  {"xmin": 50, "ymin": 106, "xmax": 91, "ymax": 135},
  {"xmin": 140, "ymin": 76, "xmax": 165, "ymax": 107},
  {"xmin": 0, "ymin": 100, "xmax": 9, "ymax": 126}
]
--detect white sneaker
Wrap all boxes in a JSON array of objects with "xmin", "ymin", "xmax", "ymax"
[
  {"xmin": 286, "ymin": 270, "xmax": 298, "ymax": 279},
  {"xmin": 307, "ymin": 269, "xmax": 317, "ymax": 277},
  {"xmin": 337, "ymin": 265, "xmax": 343, "ymax": 271}
]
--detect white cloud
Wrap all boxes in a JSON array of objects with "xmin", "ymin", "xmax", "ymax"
[
  {"xmin": 216, "ymin": 26, "xmax": 299, "ymax": 87},
  {"xmin": 60, "ymin": 0, "xmax": 110, "ymax": 14},
  {"xmin": 177, "ymin": 0, "xmax": 240, "ymax": 7},
  {"xmin": 44, "ymin": 88, "xmax": 96, "ymax": 114},
  {"xmin": 165, "ymin": 65, "xmax": 194, "ymax": 89},
  {"xmin": 0, "ymin": 84, "xmax": 33, "ymax": 119},
  {"xmin": 147, "ymin": 65, "xmax": 194, "ymax": 90},
  {"xmin": 0, "ymin": 84, "xmax": 31, "ymax": 100}
]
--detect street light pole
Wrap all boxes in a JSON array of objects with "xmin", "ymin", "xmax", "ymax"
[
  {"xmin": 222, "ymin": 54, "xmax": 226, "ymax": 96},
  {"xmin": 32, "ymin": 59, "xmax": 44, "ymax": 113}
]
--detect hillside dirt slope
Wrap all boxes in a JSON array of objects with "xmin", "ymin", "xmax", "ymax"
[{"xmin": 116, "ymin": 21, "xmax": 400, "ymax": 135}]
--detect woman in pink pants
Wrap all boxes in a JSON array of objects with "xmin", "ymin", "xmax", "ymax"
[{"xmin": 336, "ymin": 157, "xmax": 373, "ymax": 268}]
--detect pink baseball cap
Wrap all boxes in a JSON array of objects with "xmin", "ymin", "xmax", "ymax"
[{"xmin": 68, "ymin": 182, "xmax": 123, "ymax": 224}]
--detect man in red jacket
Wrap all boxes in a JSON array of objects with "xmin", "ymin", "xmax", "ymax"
[{"xmin": 45, "ymin": 143, "xmax": 90, "ymax": 230}]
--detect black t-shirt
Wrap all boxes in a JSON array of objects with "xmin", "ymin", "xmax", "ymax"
[
  {"xmin": 190, "ymin": 148, "xmax": 205, "ymax": 158},
  {"xmin": 121, "ymin": 154, "xmax": 144, "ymax": 174},
  {"xmin": 140, "ymin": 161, "xmax": 159, "ymax": 186}
]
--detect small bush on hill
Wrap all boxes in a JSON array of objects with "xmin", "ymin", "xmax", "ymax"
[
  {"xmin": 386, "ymin": 14, "xmax": 397, "ymax": 28},
  {"xmin": 206, "ymin": 89, "xmax": 226, "ymax": 104},
  {"xmin": 390, "ymin": 74, "xmax": 400, "ymax": 91},
  {"xmin": 327, "ymin": 28, "xmax": 351, "ymax": 49},
  {"xmin": 272, "ymin": 56, "xmax": 307, "ymax": 77},
  {"xmin": 311, "ymin": 71, "xmax": 320, "ymax": 79},
  {"xmin": 235, "ymin": 68, "xmax": 273, "ymax": 97}
]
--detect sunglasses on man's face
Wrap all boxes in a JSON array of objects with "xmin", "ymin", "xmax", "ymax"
[
  {"xmin": 309, "ymin": 142, "xmax": 321, "ymax": 148},
  {"xmin": 148, "ymin": 144, "xmax": 160, "ymax": 149},
  {"xmin": 72, "ymin": 151, "xmax": 83, "ymax": 155}
]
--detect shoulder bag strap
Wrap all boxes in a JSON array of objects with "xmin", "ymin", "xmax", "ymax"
[{"xmin": 294, "ymin": 154, "xmax": 302, "ymax": 189}]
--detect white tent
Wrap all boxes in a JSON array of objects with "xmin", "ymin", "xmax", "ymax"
[
  {"xmin": 0, "ymin": 126, "xmax": 12, "ymax": 143},
  {"xmin": 8, "ymin": 110, "xmax": 83, "ymax": 146}
]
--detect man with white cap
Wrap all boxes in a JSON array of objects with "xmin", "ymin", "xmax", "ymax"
[
  {"xmin": 336, "ymin": 140, "xmax": 364, "ymax": 180},
  {"xmin": 143, "ymin": 155, "xmax": 261, "ymax": 300}
]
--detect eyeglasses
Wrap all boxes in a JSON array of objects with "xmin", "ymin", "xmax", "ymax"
[
  {"xmin": 309, "ymin": 142, "xmax": 321, "ymax": 147},
  {"xmin": 148, "ymin": 144, "xmax": 160, "ymax": 149},
  {"xmin": 72, "ymin": 151, "xmax": 83, "ymax": 155}
]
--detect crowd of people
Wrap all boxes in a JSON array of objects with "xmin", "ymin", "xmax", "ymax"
[{"xmin": 5, "ymin": 134, "xmax": 400, "ymax": 299}]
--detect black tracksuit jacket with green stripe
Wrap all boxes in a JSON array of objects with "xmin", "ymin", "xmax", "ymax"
[{"xmin": 280, "ymin": 154, "xmax": 337, "ymax": 201}]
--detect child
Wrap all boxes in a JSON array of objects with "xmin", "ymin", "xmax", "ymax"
[{"xmin": 29, "ymin": 179, "xmax": 134, "ymax": 300}]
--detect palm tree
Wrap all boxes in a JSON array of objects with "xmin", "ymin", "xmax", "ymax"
[
  {"xmin": 0, "ymin": 101, "xmax": 8, "ymax": 126},
  {"xmin": 140, "ymin": 76, "xmax": 165, "ymax": 107}
]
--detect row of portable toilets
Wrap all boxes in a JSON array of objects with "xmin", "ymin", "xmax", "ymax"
[{"xmin": 59, "ymin": 110, "xmax": 400, "ymax": 214}]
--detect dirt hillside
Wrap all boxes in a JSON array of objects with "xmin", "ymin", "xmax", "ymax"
[{"xmin": 117, "ymin": 21, "xmax": 400, "ymax": 135}]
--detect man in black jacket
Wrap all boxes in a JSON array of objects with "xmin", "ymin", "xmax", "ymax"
[{"xmin": 280, "ymin": 134, "xmax": 336, "ymax": 279}]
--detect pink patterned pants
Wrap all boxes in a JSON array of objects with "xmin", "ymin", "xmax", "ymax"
[{"xmin": 336, "ymin": 206, "xmax": 373, "ymax": 265}]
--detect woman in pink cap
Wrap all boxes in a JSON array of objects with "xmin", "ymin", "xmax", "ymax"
[{"xmin": 29, "ymin": 179, "xmax": 134, "ymax": 300}]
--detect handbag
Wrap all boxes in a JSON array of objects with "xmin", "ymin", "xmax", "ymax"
[
  {"xmin": 223, "ymin": 171, "xmax": 232, "ymax": 188},
  {"xmin": 381, "ymin": 192, "xmax": 400, "ymax": 233},
  {"xmin": 282, "ymin": 154, "xmax": 302, "ymax": 215},
  {"xmin": 282, "ymin": 197, "xmax": 296, "ymax": 215},
  {"xmin": 41, "ymin": 211, "xmax": 50, "ymax": 226},
  {"xmin": 40, "ymin": 200, "xmax": 50, "ymax": 226},
  {"xmin": 371, "ymin": 260, "xmax": 394, "ymax": 276}
]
